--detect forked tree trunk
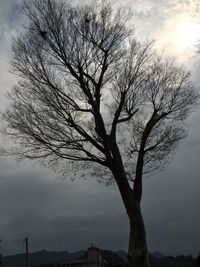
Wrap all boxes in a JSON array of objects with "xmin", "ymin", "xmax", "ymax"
[
  {"xmin": 127, "ymin": 205, "xmax": 150, "ymax": 267},
  {"xmin": 109, "ymin": 143, "xmax": 150, "ymax": 267}
]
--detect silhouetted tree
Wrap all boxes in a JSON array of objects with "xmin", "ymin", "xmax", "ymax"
[{"xmin": 3, "ymin": 1, "xmax": 198, "ymax": 266}]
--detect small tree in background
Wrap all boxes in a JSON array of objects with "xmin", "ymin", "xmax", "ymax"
[{"xmin": 3, "ymin": 0, "xmax": 198, "ymax": 266}]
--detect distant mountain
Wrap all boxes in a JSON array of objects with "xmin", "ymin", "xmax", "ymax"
[
  {"xmin": 2, "ymin": 250, "xmax": 85, "ymax": 267},
  {"xmin": 2, "ymin": 249, "xmax": 197, "ymax": 267},
  {"xmin": 115, "ymin": 250, "xmax": 128, "ymax": 262},
  {"xmin": 102, "ymin": 250, "xmax": 125, "ymax": 264},
  {"xmin": 150, "ymin": 251, "xmax": 165, "ymax": 259},
  {"xmin": 2, "ymin": 249, "xmax": 126, "ymax": 267},
  {"xmin": 149, "ymin": 254, "xmax": 195, "ymax": 267}
]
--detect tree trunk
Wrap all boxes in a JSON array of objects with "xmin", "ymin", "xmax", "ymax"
[
  {"xmin": 127, "ymin": 205, "xmax": 150, "ymax": 267},
  {"xmin": 109, "ymin": 141, "xmax": 150, "ymax": 267}
]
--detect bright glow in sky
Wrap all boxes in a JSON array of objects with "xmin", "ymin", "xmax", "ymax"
[
  {"xmin": 154, "ymin": 14, "xmax": 200, "ymax": 58},
  {"xmin": 174, "ymin": 17, "xmax": 200, "ymax": 50}
]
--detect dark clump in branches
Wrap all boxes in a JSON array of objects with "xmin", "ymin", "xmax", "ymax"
[{"xmin": 3, "ymin": 0, "xmax": 199, "ymax": 266}]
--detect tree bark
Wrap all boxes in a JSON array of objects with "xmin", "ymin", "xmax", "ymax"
[
  {"xmin": 127, "ymin": 204, "xmax": 150, "ymax": 267},
  {"xmin": 109, "ymin": 141, "xmax": 150, "ymax": 267},
  {"xmin": 110, "ymin": 173, "xmax": 150, "ymax": 267}
]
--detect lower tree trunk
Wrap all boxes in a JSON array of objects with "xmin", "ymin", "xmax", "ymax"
[
  {"xmin": 108, "ymin": 144, "xmax": 149, "ymax": 266},
  {"xmin": 127, "ymin": 205, "xmax": 150, "ymax": 267}
]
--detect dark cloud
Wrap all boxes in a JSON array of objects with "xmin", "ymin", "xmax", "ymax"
[
  {"xmin": 142, "ymin": 126, "xmax": 200, "ymax": 255},
  {"xmin": 0, "ymin": 159, "xmax": 129, "ymax": 255}
]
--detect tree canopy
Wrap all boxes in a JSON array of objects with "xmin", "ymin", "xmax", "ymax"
[{"xmin": 4, "ymin": 0, "xmax": 198, "ymax": 183}]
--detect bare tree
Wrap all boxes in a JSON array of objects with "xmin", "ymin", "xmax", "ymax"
[{"xmin": 3, "ymin": 0, "xmax": 198, "ymax": 266}]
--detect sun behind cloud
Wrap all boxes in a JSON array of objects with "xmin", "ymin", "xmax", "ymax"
[
  {"xmin": 174, "ymin": 17, "xmax": 200, "ymax": 50},
  {"xmin": 156, "ymin": 14, "xmax": 200, "ymax": 57}
]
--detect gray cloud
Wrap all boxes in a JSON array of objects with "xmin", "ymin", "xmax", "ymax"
[{"xmin": 0, "ymin": 159, "xmax": 129, "ymax": 255}]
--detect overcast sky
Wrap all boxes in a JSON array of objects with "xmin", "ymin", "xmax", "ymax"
[{"xmin": 0, "ymin": 0, "xmax": 200, "ymax": 257}]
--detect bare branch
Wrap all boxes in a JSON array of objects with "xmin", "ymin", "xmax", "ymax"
[{"xmin": 3, "ymin": 0, "xmax": 198, "ymax": 189}]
